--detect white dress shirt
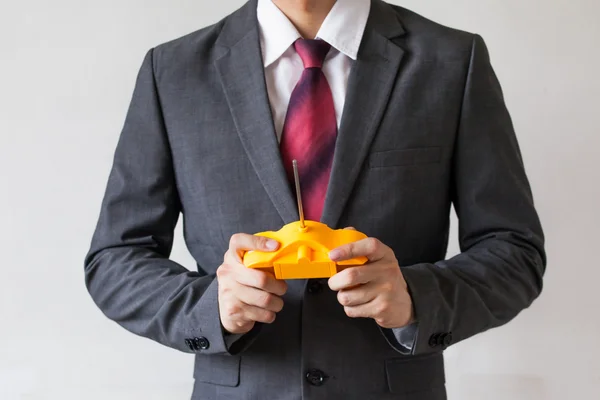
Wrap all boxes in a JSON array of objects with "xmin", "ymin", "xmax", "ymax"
[
  {"xmin": 257, "ymin": 0, "xmax": 370, "ymax": 143},
  {"xmin": 255, "ymin": 0, "xmax": 417, "ymax": 352}
]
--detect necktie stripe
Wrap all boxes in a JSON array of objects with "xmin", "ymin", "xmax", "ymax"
[
  {"xmin": 285, "ymin": 71, "xmax": 332, "ymax": 119},
  {"xmin": 297, "ymin": 133, "xmax": 337, "ymax": 192}
]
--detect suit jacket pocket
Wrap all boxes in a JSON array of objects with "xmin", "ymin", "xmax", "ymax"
[
  {"xmin": 385, "ymin": 352, "xmax": 445, "ymax": 394},
  {"xmin": 194, "ymin": 354, "xmax": 241, "ymax": 387},
  {"xmin": 368, "ymin": 147, "xmax": 442, "ymax": 168}
]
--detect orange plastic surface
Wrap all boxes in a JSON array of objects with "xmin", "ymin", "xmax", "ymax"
[{"xmin": 242, "ymin": 220, "xmax": 368, "ymax": 280}]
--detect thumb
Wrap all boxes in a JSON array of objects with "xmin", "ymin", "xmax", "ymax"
[
  {"xmin": 253, "ymin": 235, "xmax": 280, "ymax": 251},
  {"xmin": 343, "ymin": 226, "xmax": 356, "ymax": 231}
]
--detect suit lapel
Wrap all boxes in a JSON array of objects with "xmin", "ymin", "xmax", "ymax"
[
  {"xmin": 213, "ymin": 0, "xmax": 406, "ymax": 227},
  {"xmin": 214, "ymin": 0, "xmax": 298, "ymax": 224},
  {"xmin": 321, "ymin": 0, "xmax": 406, "ymax": 228}
]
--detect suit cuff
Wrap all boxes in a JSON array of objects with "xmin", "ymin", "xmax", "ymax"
[
  {"xmin": 400, "ymin": 263, "xmax": 454, "ymax": 355},
  {"xmin": 186, "ymin": 278, "xmax": 261, "ymax": 355},
  {"xmin": 222, "ymin": 323, "xmax": 262, "ymax": 354},
  {"xmin": 223, "ymin": 331, "xmax": 245, "ymax": 347}
]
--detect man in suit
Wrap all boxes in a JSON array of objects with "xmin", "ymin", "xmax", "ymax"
[{"xmin": 84, "ymin": 0, "xmax": 546, "ymax": 398}]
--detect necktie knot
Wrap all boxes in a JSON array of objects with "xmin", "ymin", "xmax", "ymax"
[{"xmin": 294, "ymin": 39, "xmax": 331, "ymax": 69}]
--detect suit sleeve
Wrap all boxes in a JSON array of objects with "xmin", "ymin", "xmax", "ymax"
[
  {"xmin": 84, "ymin": 48, "xmax": 257, "ymax": 356},
  {"xmin": 384, "ymin": 34, "xmax": 546, "ymax": 355}
]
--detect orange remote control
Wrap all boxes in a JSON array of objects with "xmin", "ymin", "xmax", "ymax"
[{"xmin": 242, "ymin": 160, "xmax": 368, "ymax": 279}]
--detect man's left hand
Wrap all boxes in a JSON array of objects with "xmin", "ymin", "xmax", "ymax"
[{"xmin": 328, "ymin": 235, "xmax": 414, "ymax": 329}]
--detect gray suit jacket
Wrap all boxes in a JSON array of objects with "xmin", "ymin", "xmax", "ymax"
[{"xmin": 84, "ymin": 1, "xmax": 546, "ymax": 399}]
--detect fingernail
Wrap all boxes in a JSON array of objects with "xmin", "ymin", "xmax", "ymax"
[
  {"xmin": 265, "ymin": 239, "xmax": 279, "ymax": 250},
  {"xmin": 329, "ymin": 249, "xmax": 342, "ymax": 261}
]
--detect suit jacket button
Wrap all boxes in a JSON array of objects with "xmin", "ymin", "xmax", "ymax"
[
  {"xmin": 305, "ymin": 369, "xmax": 327, "ymax": 386},
  {"xmin": 307, "ymin": 280, "xmax": 323, "ymax": 294},
  {"xmin": 185, "ymin": 339, "xmax": 195, "ymax": 351},
  {"xmin": 194, "ymin": 337, "xmax": 210, "ymax": 350},
  {"xmin": 428, "ymin": 333, "xmax": 441, "ymax": 348},
  {"xmin": 442, "ymin": 332, "xmax": 453, "ymax": 347}
]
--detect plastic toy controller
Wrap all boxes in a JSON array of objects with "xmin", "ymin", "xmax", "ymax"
[
  {"xmin": 242, "ymin": 160, "xmax": 368, "ymax": 279},
  {"xmin": 243, "ymin": 220, "xmax": 368, "ymax": 279}
]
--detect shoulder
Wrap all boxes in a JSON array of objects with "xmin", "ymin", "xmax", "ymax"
[
  {"xmin": 145, "ymin": 3, "xmax": 248, "ymax": 78},
  {"xmin": 151, "ymin": 22, "xmax": 225, "ymax": 65},
  {"xmin": 145, "ymin": 22, "xmax": 225, "ymax": 79},
  {"xmin": 382, "ymin": 1, "xmax": 478, "ymax": 61}
]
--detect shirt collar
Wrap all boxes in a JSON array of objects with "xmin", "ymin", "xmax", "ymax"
[{"xmin": 257, "ymin": 0, "xmax": 371, "ymax": 68}]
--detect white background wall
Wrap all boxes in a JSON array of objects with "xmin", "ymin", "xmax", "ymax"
[{"xmin": 1, "ymin": 0, "xmax": 598, "ymax": 399}]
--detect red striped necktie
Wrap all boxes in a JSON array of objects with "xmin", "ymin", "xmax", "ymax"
[{"xmin": 280, "ymin": 39, "xmax": 337, "ymax": 222}]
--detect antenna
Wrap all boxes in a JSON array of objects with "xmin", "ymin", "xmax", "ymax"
[{"xmin": 292, "ymin": 160, "xmax": 305, "ymax": 228}]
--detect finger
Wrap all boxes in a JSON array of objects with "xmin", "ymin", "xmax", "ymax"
[
  {"xmin": 237, "ymin": 303, "xmax": 278, "ymax": 324},
  {"xmin": 224, "ymin": 248, "xmax": 240, "ymax": 266},
  {"xmin": 229, "ymin": 233, "xmax": 280, "ymax": 261},
  {"xmin": 336, "ymin": 283, "xmax": 378, "ymax": 307},
  {"xmin": 328, "ymin": 265, "xmax": 375, "ymax": 291},
  {"xmin": 235, "ymin": 267, "xmax": 288, "ymax": 296},
  {"xmin": 329, "ymin": 237, "xmax": 387, "ymax": 263},
  {"xmin": 222, "ymin": 248, "xmax": 288, "ymax": 296},
  {"xmin": 224, "ymin": 248, "xmax": 264, "ymax": 273},
  {"xmin": 220, "ymin": 312, "xmax": 255, "ymax": 335},
  {"xmin": 224, "ymin": 320, "xmax": 255, "ymax": 335},
  {"xmin": 343, "ymin": 301, "xmax": 375, "ymax": 320},
  {"xmin": 236, "ymin": 285, "xmax": 285, "ymax": 313},
  {"xmin": 343, "ymin": 226, "xmax": 356, "ymax": 230}
]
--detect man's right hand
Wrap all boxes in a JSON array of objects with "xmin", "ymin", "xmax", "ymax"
[{"xmin": 217, "ymin": 233, "xmax": 288, "ymax": 335}]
